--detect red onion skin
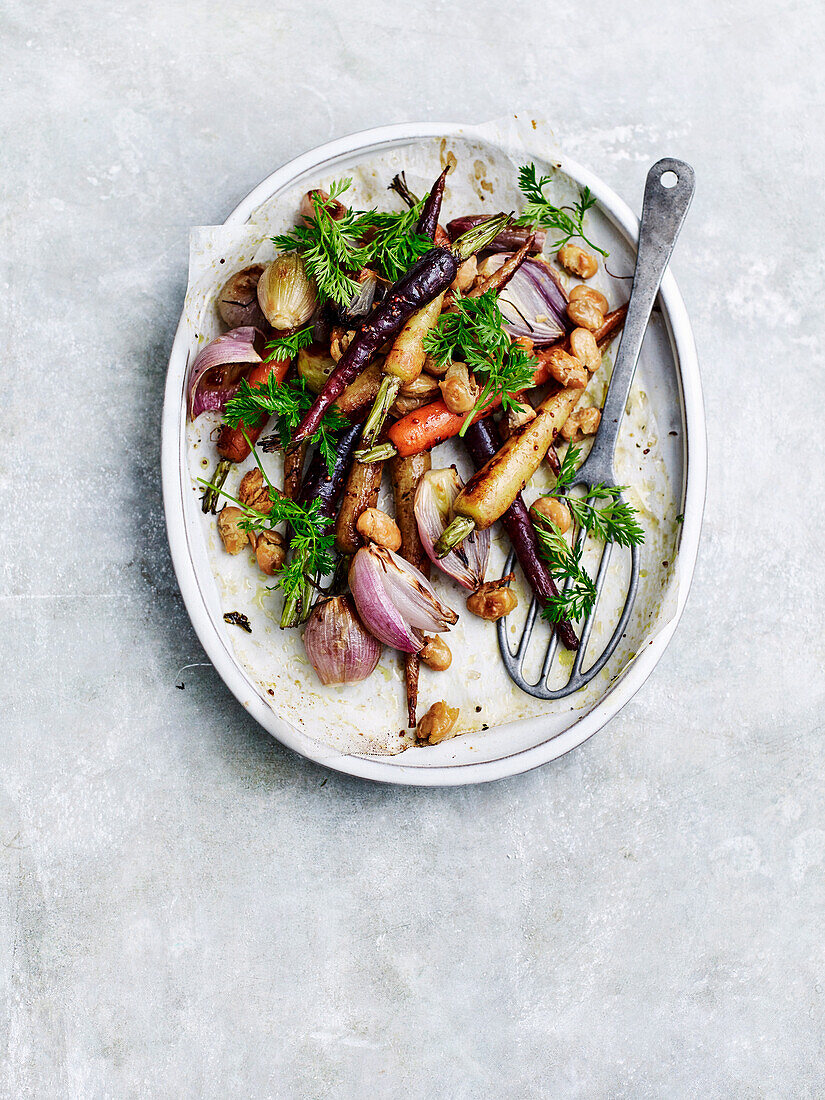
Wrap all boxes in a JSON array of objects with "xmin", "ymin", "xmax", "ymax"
[
  {"xmin": 349, "ymin": 547, "xmax": 423, "ymax": 653},
  {"xmin": 350, "ymin": 545, "xmax": 457, "ymax": 653},
  {"xmin": 187, "ymin": 327, "xmax": 265, "ymax": 419},
  {"xmin": 414, "ymin": 469, "xmax": 490, "ymax": 589},
  {"xmin": 190, "ymin": 376, "xmax": 245, "ymax": 417},
  {"xmin": 303, "ymin": 595, "xmax": 381, "ymax": 685},
  {"xmin": 484, "ymin": 255, "xmax": 569, "ymax": 345}
]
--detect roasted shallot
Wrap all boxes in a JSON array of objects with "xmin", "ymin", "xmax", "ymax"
[
  {"xmin": 414, "ymin": 468, "xmax": 490, "ymax": 589},
  {"xmin": 349, "ymin": 544, "xmax": 457, "ymax": 653}
]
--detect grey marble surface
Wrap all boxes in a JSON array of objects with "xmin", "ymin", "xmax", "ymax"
[{"xmin": 2, "ymin": 0, "xmax": 824, "ymax": 1095}]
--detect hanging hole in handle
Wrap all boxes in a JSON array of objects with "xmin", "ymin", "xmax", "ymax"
[{"xmin": 660, "ymin": 170, "xmax": 678, "ymax": 189}]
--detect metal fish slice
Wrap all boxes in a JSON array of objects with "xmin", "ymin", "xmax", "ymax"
[{"xmin": 498, "ymin": 158, "xmax": 695, "ymax": 698}]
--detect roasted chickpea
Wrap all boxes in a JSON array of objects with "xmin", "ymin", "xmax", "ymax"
[
  {"xmin": 392, "ymin": 394, "xmax": 429, "ymax": 416},
  {"xmin": 569, "ymin": 284, "xmax": 609, "ymax": 312},
  {"xmin": 566, "ymin": 297, "xmax": 605, "ymax": 332},
  {"xmin": 569, "ymin": 327, "xmax": 601, "ymax": 373},
  {"xmin": 557, "ymin": 243, "xmax": 599, "ymax": 280},
  {"xmin": 501, "ymin": 399, "xmax": 536, "ymax": 439},
  {"xmin": 560, "ymin": 415, "xmax": 579, "ymax": 442},
  {"xmin": 393, "ymin": 373, "xmax": 441, "ymax": 416},
  {"xmin": 439, "ymin": 361, "xmax": 479, "ymax": 414},
  {"xmin": 466, "ymin": 579, "xmax": 519, "ymax": 621},
  {"xmin": 356, "ymin": 507, "xmax": 402, "ymax": 551},
  {"xmin": 255, "ymin": 530, "xmax": 285, "ymax": 576},
  {"xmin": 545, "ymin": 348, "xmax": 588, "ymax": 389},
  {"xmin": 239, "ymin": 468, "xmax": 277, "ymax": 515},
  {"xmin": 451, "ymin": 255, "xmax": 477, "ymax": 292},
  {"xmin": 560, "ymin": 406, "xmax": 602, "ymax": 442},
  {"xmin": 422, "ymin": 353, "xmax": 449, "ymax": 378},
  {"xmin": 416, "ymin": 700, "xmax": 460, "ymax": 745},
  {"xmin": 577, "ymin": 407, "xmax": 602, "ymax": 436},
  {"xmin": 217, "ymin": 506, "xmax": 248, "ymax": 555},
  {"xmin": 400, "ymin": 374, "xmax": 440, "ymax": 400},
  {"xmin": 420, "ymin": 635, "xmax": 452, "ymax": 672},
  {"xmin": 530, "ymin": 495, "xmax": 571, "ymax": 534}
]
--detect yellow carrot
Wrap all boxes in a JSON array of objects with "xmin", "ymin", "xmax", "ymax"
[
  {"xmin": 383, "ymin": 294, "xmax": 446, "ymax": 382},
  {"xmin": 453, "ymin": 385, "xmax": 585, "ymax": 531}
]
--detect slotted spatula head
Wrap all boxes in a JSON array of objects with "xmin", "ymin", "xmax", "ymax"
[{"xmin": 498, "ymin": 158, "xmax": 695, "ymax": 699}]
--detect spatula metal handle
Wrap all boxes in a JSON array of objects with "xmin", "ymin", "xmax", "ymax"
[{"xmin": 576, "ymin": 158, "xmax": 695, "ymax": 485}]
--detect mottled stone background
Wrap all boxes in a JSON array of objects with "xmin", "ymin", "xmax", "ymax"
[{"xmin": 2, "ymin": 0, "xmax": 823, "ymax": 1096}]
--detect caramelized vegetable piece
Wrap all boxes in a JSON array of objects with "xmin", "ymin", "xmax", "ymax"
[
  {"xmin": 217, "ymin": 264, "xmax": 268, "ymax": 329},
  {"xmin": 390, "ymin": 451, "xmax": 432, "ymax": 727},
  {"xmin": 283, "ymin": 442, "xmax": 306, "ymax": 501},
  {"xmin": 216, "ymin": 355, "xmax": 291, "ymax": 464},
  {"xmin": 334, "ymin": 362, "xmax": 383, "ymax": 419},
  {"xmin": 335, "ymin": 459, "xmax": 384, "ymax": 554},
  {"xmin": 463, "ymin": 417, "xmax": 579, "ymax": 651},
  {"xmin": 383, "ymin": 294, "xmax": 446, "ymax": 383},
  {"xmin": 217, "ymin": 507, "xmax": 247, "ymax": 555},
  {"xmin": 292, "ymin": 215, "xmax": 511, "ymax": 445},
  {"xmin": 420, "ymin": 635, "xmax": 452, "ymax": 671},
  {"xmin": 446, "ymin": 383, "xmax": 589, "ymax": 535},
  {"xmin": 379, "ymin": 306, "xmax": 627, "ymax": 460},
  {"xmin": 557, "ymin": 244, "xmax": 598, "ymax": 279},
  {"xmin": 530, "ymin": 496, "xmax": 571, "ymax": 534},
  {"xmin": 255, "ymin": 530, "xmax": 286, "ymax": 576},
  {"xmin": 356, "ymin": 507, "xmax": 402, "ymax": 551}
]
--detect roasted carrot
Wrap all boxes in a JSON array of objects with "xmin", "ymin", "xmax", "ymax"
[
  {"xmin": 437, "ymin": 382, "xmax": 592, "ymax": 553},
  {"xmin": 416, "ymin": 166, "xmax": 450, "ymax": 241},
  {"xmin": 390, "ymin": 451, "xmax": 432, "ymax": 726},
  {"xmin": 201, "ymin": 353, "xmax": 292, "ymax": 513},
  {"xmin": 334, "ymin": 362, "xmax": 383, "ymax": 420},
  {"xmin": 283, "ymin": 441, "xmax": 306, "ymax": 501},
  {"xmin": 383, "ymin": 294, "xmax": 446, "ymax": 384},
  {"xmin": 388, "ymin": 399, "xmax": 496, "ymax": 457},
  {"xmin": 435, "ymin": 310, "xmax": 630, "ymax": 554},
  {"xmin": 357, "ymin": 293, "xmax": 446, "ymax": 454},
  {"xmin": 216, "ymin": 356, "xmax": 291, "ymax": 463},
  {"xmin": 366, "ymin": 306, "xmax": 627, "ymax": 462},
  {"xmin": 335, "ymin": 457, "xmax": 384, "ymax": 554},
  {"xmin": 356, "ymin": 169, "xmax": 451, "ymax": 450},
  {"xmin": 463, "ymin": 418, "xmax": 578, "ymax": 650},
  {"xmin": 389, "ymin": 171, "xmax": 451, "ymax": 247},
  {"xmin": 291, "ymin": 215, "xmax": 511, "ymax": 445},
  {"xmin": 281, "ymin": 422, "xmax": 362, "ymax": 628}
]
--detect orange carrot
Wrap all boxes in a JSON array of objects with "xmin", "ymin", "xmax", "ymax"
[
  {"xmin": 384, "ymin": 306, "xmax": 627, "ymax": 459},
  {"xmin": 216, "ymin": 355, "xmax": 290, "ymax": 463}
]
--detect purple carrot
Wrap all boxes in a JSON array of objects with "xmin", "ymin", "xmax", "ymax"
[
  {"xmin": 416, "ymin": 166, "xmax": 450, "ymax": 241},
  {"xmin": 291, "ymin": 213, "xmax": 512, "ymax": 446},
  {"xmin": 297, "ymin": 422, "xmax": 362, "ymax": 515},
  {"xmin": 463, "ymin": 417, "xmax": 579, "ymax": 651},
  {"xmin": 280, "ymin": 421, "xmax": 363, "ymax": 628},
  {"xmin": 446, "ymin": 215, "xmax": 545, "ymax": 254}
]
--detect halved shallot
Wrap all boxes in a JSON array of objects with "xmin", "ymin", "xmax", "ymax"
[
  {"xmin": 187, "ymin": 327, "xmax": 265, "ymax": 419},
  {"xmin": 481, "ymin": 255, "xmax": 568, "ymax": 345},
  {"xmin": 414, "ymin": 467, "xmax": 490, "ymax": 590},
  {"xmin": 349, "ymin": 544, "xmax": 458, "ymax": 653},
  {"xmin": 303, "ymin": 595, "xmax": 381, "ymax": 685}
]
